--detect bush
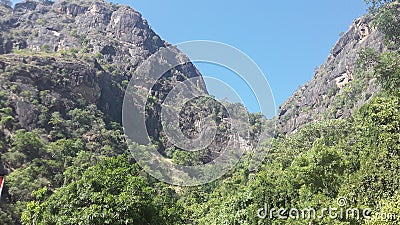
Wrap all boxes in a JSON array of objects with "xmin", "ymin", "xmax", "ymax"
[
  {"xmin": 375, "ymin": 52, "xmax": 400, "ymax": 95},
  {"xmin": 40, "ymin": 44, "xmax": 50, "ymax": 52}
]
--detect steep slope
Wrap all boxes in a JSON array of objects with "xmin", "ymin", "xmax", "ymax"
[
  {"xmin": 277, "ymin": 16, "xmax": 384, "ymax": 134},
  {"xmin": 0, "ymin": 0, "xmax": 209, "ymax": 223},
  {"xmin": 0, "ymin": 0, "xmax": 206, "ymax": 124},
  {"xmin": 1, "ymin": 0, "xmax": 399, "ymax": 224}
]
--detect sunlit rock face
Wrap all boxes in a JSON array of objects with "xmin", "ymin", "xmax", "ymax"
[{"xmin": 277, "ymin": 16, "xmax": 383, "ymax": 134}]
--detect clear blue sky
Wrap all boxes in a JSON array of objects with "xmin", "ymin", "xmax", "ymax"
[
  {"xmin": 121, "ymin": 0, "xmax": 368, "ymax": 113},
  {"xmin": 13, "ymin": 0, "xmax": 369, "ymax": 114}
]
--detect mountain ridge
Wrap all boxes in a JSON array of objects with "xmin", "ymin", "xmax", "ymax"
[
  {"xmin": 1, "ymin": 0, "xmax": 398, "ymax": 224},
  {"xmin": 276, "ymin": 14, "xmax": 384, "ymax": 134},
  {"xmin": 0, "ymin": 0, "xmax": 207, "ymax": 125}
]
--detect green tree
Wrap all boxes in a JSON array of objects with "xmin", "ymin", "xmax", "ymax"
[
  {"xmin": 366, "ymin": 194, "xmax": 400, "ymax": 225},
  {"xmin": 364, "ymin": 0, "xmax": 397, "ymax": 12},
  {"xmin": 22, "ymin": 156, "xmax": 184, "ymax": 225},
  {"xmin": 3, "ymin": 130, "xmax": 46, "ymax": 168},
  {"xmin": 365, "ymin": 0, "xmax": 400, "ymax": 49},
  {"xmin": 375, "ymin": 52, "xmax": 400, "ymax": 95}
]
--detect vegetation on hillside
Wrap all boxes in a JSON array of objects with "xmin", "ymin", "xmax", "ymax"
[{"xmin": 0, "ymin": 0, "xmax": 399, "ymax": 224}]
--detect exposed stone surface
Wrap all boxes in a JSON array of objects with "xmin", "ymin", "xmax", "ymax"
[
  {"xmin": 0, "ymin": 0, "xmax": 239, "ymax": 167},
  {"xmin": 0, "ymin": 0, "xmax": 207, "ymax": 125},
  {"xmin": 276, "ymin": 16, "xmax": 384, "ymax": 134},
  {"xmin": 0, "ymin": 55, "xmax": 103, "ymax": 129},
  {"xmin": 0, "ymin": 0, "xmax": 386, "ymax": 147}
]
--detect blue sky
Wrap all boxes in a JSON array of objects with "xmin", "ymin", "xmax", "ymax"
[
  {"xmin": 122, "ymin": 0, "xmax": 368, "ymax": 114},
  {"xmin": 13, "ymin": 0, "xmax": 368, "ymax": 114}
]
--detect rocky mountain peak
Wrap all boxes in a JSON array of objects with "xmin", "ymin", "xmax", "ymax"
[
  {"xmin": 276, "ymin": 15, "xmax": 384, "ymax": 134},
  {"xmin": 0, "ymin": 0, "xmax": 206, "ymax": 126},
  {"xmin": 2, "ymin": 0, "xmax": 164, "ymax": 64}
]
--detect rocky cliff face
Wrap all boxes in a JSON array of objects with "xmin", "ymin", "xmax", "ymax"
[
  {"xmin": 0, "ymin": 0, "xmax": 206, "ymax": 127},
  {"xmin": 0, "ymin": 0, "xmax": 244, "ymax": 180},
  {"xmin": 277, "ymin": 16, "xmax": 384, "ymax": 134}
]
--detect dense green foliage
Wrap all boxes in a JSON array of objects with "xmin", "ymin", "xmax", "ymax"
[
  {"xmin": 21, "ymin": 156, "xmax": 183, "ymax": 225},
  {"xmin": 19, "ymin": 54, "xmax": 400, "ymax": 225},
  {"xmin": 365, "ymin": 0, "xmax": 397, "ymax": 12},
  {"xmin": 0, "ymin": 1, "xmax": 399, "ymax": 225},
  {"xmin": 368, "ymin": 0, "xmax": 400, "ymax": 48}
]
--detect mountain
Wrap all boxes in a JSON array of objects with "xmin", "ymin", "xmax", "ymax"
[
  {"xmin": 277, "ymin": 15, "xmax": 384, "ymax": 134},
  {"xmin": 0, "ymin": 0, "xmax": 399, "ymax": 224},
  {"xmin": 0, "ymin": 0, "xmax": 207, "ymax": 124},
  {"xmin": 0, "ymin": 0, "xmax": 211, "ymax": 222}
]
